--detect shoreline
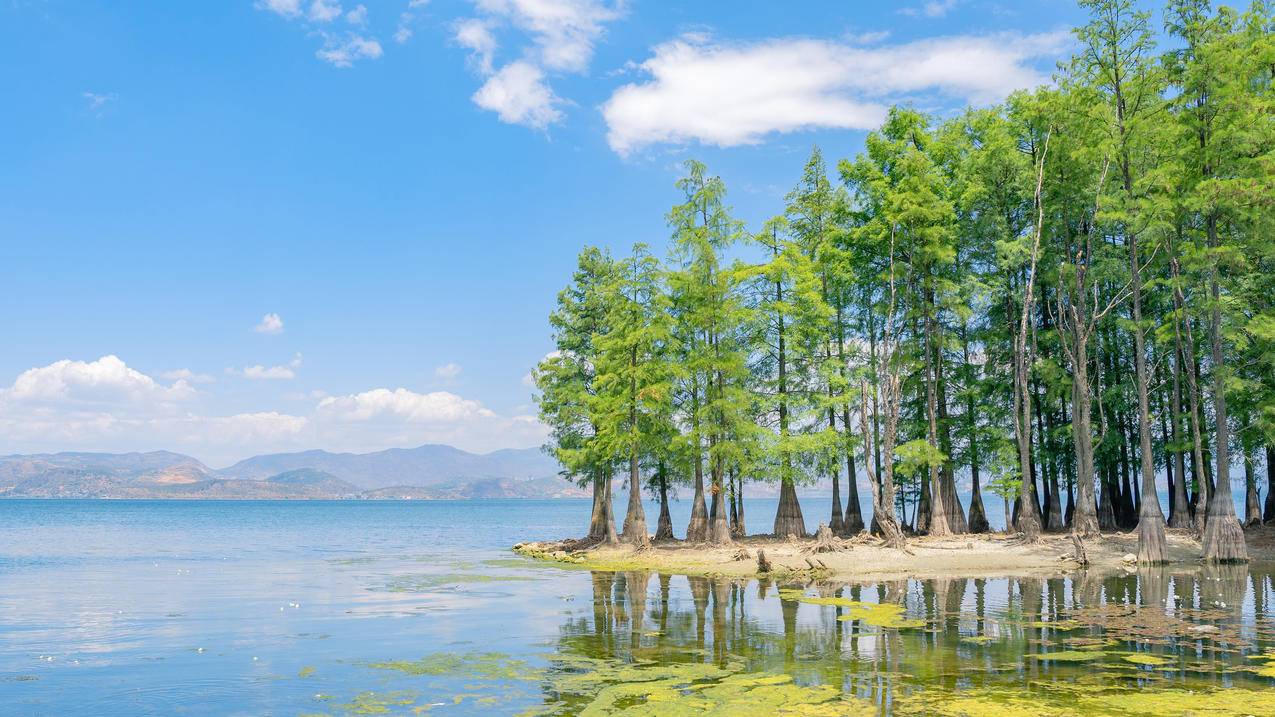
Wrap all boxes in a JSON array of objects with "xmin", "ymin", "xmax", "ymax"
[{"xmin": 515, "ymin": 525, "xmax": 1275, "ymax": 582}]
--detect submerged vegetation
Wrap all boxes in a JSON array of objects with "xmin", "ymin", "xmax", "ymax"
[
  {"xmin": 308, "ymin": 567, "xmax": 1275, "ymax": 716},
  {"xmin": 533, "ymin": 0, "xmax": 1275, "ymax": 565}
]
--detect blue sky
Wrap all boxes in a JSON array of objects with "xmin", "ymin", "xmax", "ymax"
[{"xmin": 0, "ymin": 0, "xmax": 1089, "ymax": 466}]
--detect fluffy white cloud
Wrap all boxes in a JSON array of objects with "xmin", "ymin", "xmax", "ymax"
[
  {"xmin": 259, "ymin": 0, "xmax": 303, "ymax": 18},
  {"xmin": 476, "ymin": 0, "xmax": 623, "ymax": 72},
  {"xmin": 258, "ymin": 0, "xmax": 383, "ymax": 68},
  {"xmin": 345, "ymin": 3, "xmax": 368, "ymax": 26},
  {"xmin": 308, "ymin": 0, "xmax": 342, "ymax": 23},
  {"xmin": 455, "ymin": 18, "xmax": 498, "ymax": 73},
  {"xmin": 473, "ymin": 61, "xmax": 564, "ymax": 129},
  {"xmin": 6, "ymin": 356, "xmax": 195, "ymax": 406},
  {"xmin": 313, "ymin": 387, "xmax": 547, "ymax": 454},
  {"xmin": 456, "ymin": 0, "xmax": 624, "ymax": 128},
  {"xmin": 433, "ymin": 362, "xmax": 463, "ymax": 381},
  {"xmin": 254, "ymin": 312, "xmax": 284, "ymax": 335},
  {"xmin": 317, "ymin": 35, "xmax": 383, "ymax": 67},
  {"xmin": 602, "ymin": 31, "xmax": 1069, "ymax": 155},
  {"xmin": 230, "ymin": 353, "xmax": 303, "ymax": 381},
  {"xmin": 0, "ymin": 356, "xmax": 545, "ymax": 466}
]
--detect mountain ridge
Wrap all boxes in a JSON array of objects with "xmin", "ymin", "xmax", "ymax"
[{"xmin": 0, "ymin": 445, "xmax": 578, "ymax": 500}]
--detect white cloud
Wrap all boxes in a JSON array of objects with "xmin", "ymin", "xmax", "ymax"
[
  {"xmin": 455, "ymin": 0, "xmax": 624, "ymax": 128},
  {"xmin": 902, "ymin": 0, "xmax": 958, "ymax": 18},
  {"xmin": 161, "ymin": 368, "xmax": 216, "ymax": 384},
  {"xmin": 82, "ymin": 91, "xmax": 117, "ymax": 115},
  {"xmin": 433, "ymin": 362, "xmax": 463, "ymax": 381},
  {"xmin": 317, "ymin": 34, "xmax": 384, "ymax": 67},
  {"xmin": 259, "ymin": 0, "xmax": 303, "ymax": 18},
  {"xmin": 395, "ymin": 1, "xmax": 430, "ymax": 44},
  {"xmin": 254, "ymin": 312, "xmax": 285, "ymax": 335},
  {"xmin": 314, "ymin": 387, "xmax": 548, "ymax": 453},
  {"xmin": 0, "ymin": 356, "xmax": 545, "ymax": 466},
  {"xmin": 473, "ymin": 60, "xmax": 564, "ymax": 129},
  {"xmin": 230, "ymin": 353, "xmax": 303, "ymax": 381},
  {"xmin": 308, "ymin": 0, "xmax": 342, "ymax": 22},
  {"xmin": 258, "ymin": 0, "xmax": 383, "ymax": 67},
  {"xmin": 6, "ymin": 355, "xmax": 194, "ymax": 407},
  {"xmin": 454, "ymin": 18, "xmax": 498, "ymax": 73},
  {"xmin": 602, "ymin": 31, "xmax": 1069, "ymax": 156},
  {"xmin": 475, "ymin": 0, "xmax": 623, "ymax": 72}
]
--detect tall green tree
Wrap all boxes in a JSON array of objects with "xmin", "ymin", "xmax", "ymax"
[
  {"xmin": 535, "ymin": 247, "xmax": 620, "ymax": 543},
  {"xmin": 593, "ymin": 244, "xmax": 674, "ymax": 547},
  {"xmin": 667, "ymin": 160, "xmax": 751, "ymax": 544}
]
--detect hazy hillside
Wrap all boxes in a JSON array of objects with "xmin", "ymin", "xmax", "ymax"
[
  {"xmin": 217, "ymin": 444, "xmax": 561, "ymax": 489},
  {"xmin": 0, "ymin": 446, "xmax": 569, "ymax": 499}
]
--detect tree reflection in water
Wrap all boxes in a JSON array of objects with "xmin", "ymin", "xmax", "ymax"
[{"xmin": 536, "ymin": 565, "xmax": 1275, "ymax": 715}]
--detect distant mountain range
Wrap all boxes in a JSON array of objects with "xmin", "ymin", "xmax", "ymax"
[{"xmin": 0, "ymin": 445, "xmax": 586, "ymax": 500}]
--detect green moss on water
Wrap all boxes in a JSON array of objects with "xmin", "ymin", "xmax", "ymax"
[
  {"xmin": 1121, "ymin": 653, "xmax": 1173, "ymax": 666},
  {"xmin": 960, "ymin": 635, "xmax": 999, "ymax": 645},
  {"xmin": 367, "ymin": 652, "xmax": 540, "ymax": 681},
  {"xmin": 519, "ymin": 660, "xmax": 875, "ymax": 717},
  {"xmin": 379, "ymin": 573, "xmax": 540, "ymax": 592},
  {"xmin": 338, "ymin": 690, "xmax": 417, "ymax": 715},
  {"xmin": 777, "ymin": 589, "xmax": 925, "ymax": 629}
]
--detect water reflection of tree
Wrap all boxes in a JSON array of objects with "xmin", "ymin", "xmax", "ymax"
[{"xmin": 544, "ymin": 566, "xmax": 1266, "ymax": 713}]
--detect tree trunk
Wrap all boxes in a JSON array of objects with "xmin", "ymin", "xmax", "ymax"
[
  {"xmin": 1200, "ymin": 224, "xmax": 1247, "ymax": 563},
  {"xmin": 1117, "ymin": 409, "xmax": 1137, "ymax": 530},
  {"xmin": 734, "ymin": 471, "xmax": 747, "ymax": 537},
  {"xmin": 1099, "ymin": 461, "xmax": 1118, "ymax": 532},
  {"xmin": 961, "ymin": 329, "xmax": 989, "ymax": 534},
  {"xmin": 828, "ymin": 406, "xmax": 845, "ymax": 534},
  {"xmin": 1265, "ymin": 446, "xmax": 1275, "ymax": 523},
  {"xmin": 728, "ymin": 468, "xmax": 740, "ymax": 536},
  {"xmin": 774, "ymin": 480, "xmax": 806, "ymax": 538},
  {"xmin": 622, "ymin": 452, "xmax": 650, "ymax": 547},
  {"xmin": 1070, "ymin": 328, "xmax": 1101, "ymax": 538},
  {"xmin": 838, "ymin": 309, "xmax": 864, "ymax": 536},
  {"xmin": 655, "ymin": 462, "xmax": 674, "ymax": 541},
  {"xmin": 687, "ymin": 443, "xmax": 708, "ymax": 542},
  {"xmin": 708, "ymin": 457, "xmax": 732, "ymax": 545},
  {"xmin": 934, "ymin": 322, "xmax": 967, "ymax": 534},
  {"xmin": 1244, "ymin": 453, "xmax": 1261, "ymax": 528},
  {"xmin": 1130, "ymin": 235, "xmax": 1167, "ymax": 562},
  {"xmin": 923, "ymin": 286, "xmax": 962, "ymax": 536},
  {"xmin": 603, "ymin": 471, "xmax": 619, "ymax": 543},
  {"xmin": 1168, "ymin": 343, "xmax": 1192, "ymax": 529},
  {"xmin": 1042, "ymin": 394, "xmax": 1063, "ymax": 532},
  {"xmin": 589, "ymin": 467, "xmax": 619, "ymax": 543},
  {"xmin": 860, "ymin": 381, "xmax": 904, "ymax": 547}
]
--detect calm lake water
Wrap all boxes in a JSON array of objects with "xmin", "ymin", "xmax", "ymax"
[{"xmin": 2, "ymin": 499, "xmax": 1274, "ymax": 716}]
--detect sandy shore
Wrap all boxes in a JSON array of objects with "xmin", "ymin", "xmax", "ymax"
[{"xmin": 515, "ymin": 525, "xmax": 1275, "ymax": 581}]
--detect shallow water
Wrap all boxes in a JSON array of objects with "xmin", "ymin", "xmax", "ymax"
[{"xmin": 2, "ymin": 499, "xmax": 1273, "ymax": 715}]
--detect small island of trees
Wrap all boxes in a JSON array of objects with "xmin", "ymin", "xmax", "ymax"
[{"xmin": 533, "ymin": 0, "xmax": 1273, "ymax": 565}]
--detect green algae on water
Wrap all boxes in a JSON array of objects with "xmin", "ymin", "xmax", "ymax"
[
  {"xmin": 378, "ymin": 573, "xmax": 540, "ymax": 592},
  {"xmin": 776, "ymin": 589, "xmax": 925, "ymax": 629},
  {"xmin": 366, "ymin": 651, "xmax": 541, "ymax": 681},
  {"xmin": 1120, "ymin": 653, "xmax": 1173, "ymax": 666},
  {"xmin": 338, "ymin": 690, "xmax": 418, "ymax": 715}
]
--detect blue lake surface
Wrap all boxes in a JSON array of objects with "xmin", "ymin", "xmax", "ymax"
[{"xmin": 2, "ymin": 498, "xmax": 1272, "ymax": 716}]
